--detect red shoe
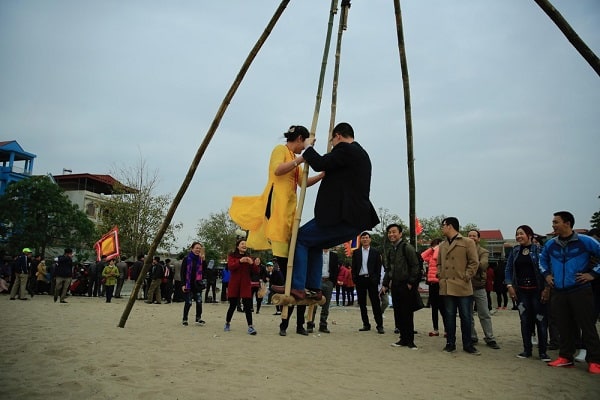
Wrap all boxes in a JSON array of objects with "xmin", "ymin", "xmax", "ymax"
[
  {"xmin": 306, "ymin": 290, "xmax": 322, "ymax": 301},
  {"xmin": 290, "ymin": 289, "xmax": 306, "ymax": 300},
  {"xmin": 428, "ymin": 331, "xmax": 440, "ymax": 337},
  {"xmin": 589, "ymin": 362, "xmax": 600, "ymax": 374},
  {"xmin": 548, "ymin": 357, "xmax": 574, "ymax": 368},
  {"xmin": 271, "ymin": 285, "xmax": 284, "ymax": 294}
]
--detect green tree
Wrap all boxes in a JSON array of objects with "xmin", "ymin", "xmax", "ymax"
[
  {"xmin": 375, "ymin": 207, "xmax": 407, "ymax": 240},
  {"xmin": 418, "ymin": 215, "xmax": 478, "ymax": 243},
  {"xmin": 374, "ymin": 207, "xmax": 408, "ymax": 254},
  {"xmin": 0, "ymin": 176, "xmax": 96, "ymax": 256},
  {"xmin": 196, "ymin": 210, "xmax": 240, "ymax": 261},
  {"xmin": 98, "ymin": 158, "xmax": 182, "ymax": 258},
  {"xmin": 590, "ymin": 195, "xmax": 600, "ymax": 229},
  {"xmin": 419, "ymin": 215, "xmax": 446, "ymax": 242}
]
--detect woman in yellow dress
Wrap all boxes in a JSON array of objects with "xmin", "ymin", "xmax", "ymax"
[{"xmin": 230, "ymin": 125, "xmax": 323, "ymax": 261}]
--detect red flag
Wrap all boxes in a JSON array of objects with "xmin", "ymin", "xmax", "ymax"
[
  {"xmin": 415, "ymin": 218, "xmax": 423, "ymax": 236},
  {"xmin": 94, "ymin": 226, "xmax": 120, "ymax": 261},
  {"xmin": 343, "ymin": 235, "xmax": 361, "ymax": 257}
]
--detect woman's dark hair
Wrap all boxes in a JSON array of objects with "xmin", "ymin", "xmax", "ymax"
[
  {"xmin": 516, "ymin": 225, "xmax": 534, "ymax": 239},
  {"xmin": 588, "ymin": 228, "xmax": 600, "ymax": 238},
  {"xmin": 284, "ymin": 125, "xmax": 309, "ymax": 141},
  {"xmin": 430, "ymin": 238, "xmax": 442, "ymax": 246},
  {"xmin": 231, "ymin": 238, "xmax": 246, "ymax": 256}
]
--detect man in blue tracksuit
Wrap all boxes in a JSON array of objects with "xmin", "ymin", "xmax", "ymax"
[{"xmin": 539, "ymin": 211, "xmax": 600, "ymax": 374}]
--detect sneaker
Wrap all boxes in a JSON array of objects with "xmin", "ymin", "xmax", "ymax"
[
  {"xmin": 464, "ymin": 346, "xmax": 481, "ymax": 356},
  {"xmin": 428, "ymin": 331, "xmax": 440, "ymax": 337},
  {"xmin": 547, "ymin": 357, "xmax": 574, "ymax": 368},
  {"xmin": 224, "ymin": 323, "xmax": 231, "ymax": 332},
  {"xmin": 539, "ymin": 353, "xmax": 551, "ymax": 362},
  {"xmin": 182, "ymin": 320, "xmax": 188, "ymax": 326},
  {"xmin": 443, "ymin": 344, "xmax": 456, "ymax": 353},
  {"xmin": 247, "ymin": 326, "xmax": 257, "ymax": 335},
  {"xmin": 486, "ymin": 341, "xmax": 500, "ymax": 350},
  {"xmin": 391, "ymin": 340, "xmax": 407, "ymax": 347},
  {"xmin": 589, "ymin": 362, "xmax": 600, "ymax": 374},
  {"xmin": 575, "ymin": 349, "xmax": 587, "ymax": 363},
  {"xmin": 296, "ymin": 328, "xmax": 309, "ymax": 336},
  {"xmin": 517, "ymin": 352, "xmax": 532, "ymax": 359},
  {"xmin": 196, "ymin": 319, "xmax": 206, "ymax": 326},
  {"xmin": 318, "ymin": 326, "xmax": 331, "ymax": 334},
  {"xmin": 279, "ymin": 329, "xmax": 287, "ymax": 336},
  {"xmin": 407, "ymin": 343, "xmax": 418, "ymax": 350}
]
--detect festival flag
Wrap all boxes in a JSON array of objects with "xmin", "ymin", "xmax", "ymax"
[
  {"xmin": 415, "ymin": 217, "xmax": 423, "ymax": 236},
  {"xmin": 94, "ymin": 226, "xmax": 120, "ymax": 261},
  {"xmin": 343, "ymin": 235, "xmax": 361, "ymax": 257}
]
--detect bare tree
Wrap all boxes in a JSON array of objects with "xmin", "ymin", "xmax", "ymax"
[{"xmin": 99, "ymin": 155, "xmax": 182, "ymax": 258}]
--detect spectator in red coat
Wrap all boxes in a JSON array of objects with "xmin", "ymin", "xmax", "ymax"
[{"xmin": 224, "ymin": 239, "xmax": 260, "ymax": 335}]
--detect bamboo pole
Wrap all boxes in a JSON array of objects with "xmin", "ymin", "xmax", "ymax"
[
  {"xmin": 281, "ymin": 0, "xmax": 341, "ymax": 320},
  {"xmin": 327, "ymin": 0, "xmax": 351, "ymax": 153},
  {"xmin": 533, "ymin": 0, "xmax": 600, "ymax": 77},
  {"xmin": 392, "ymin": 0, "xmax": 416, "ymax": 246},
  {"xmin": 118, "ymin": 0, "xmax": 291, "ymax": 328}
]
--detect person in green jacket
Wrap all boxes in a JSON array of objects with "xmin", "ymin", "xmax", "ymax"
[{"xmin": 102, "ymin": 259, "xmax": 119, "ymax": 303}]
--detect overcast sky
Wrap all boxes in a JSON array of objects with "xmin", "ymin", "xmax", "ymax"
[{"xmin": 1, "ymin": 0, "xmax": 599, "ymax": 250}]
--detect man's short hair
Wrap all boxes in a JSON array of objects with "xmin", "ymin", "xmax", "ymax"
[
  {"xmin": 554, "ymin": 211, "xmax": 575, "ymax": 228},
  {"xmin": 386, "ymin": 223, "xmax": 402, "ymax": 233},
  {"xmin": 64, "ymin": 248, "xmax": 73, "ymax": 254},
  {"xmin": 442, "ymin": 217, "xmax": 459, "ymax": 231},
  {"xmin": 332, "ymin": 122, "xmax": 354, "ymax": 139},
  {"xmin": 360, "ymin": 231, "xmax": 371, "ymax": 238},
  {"xmin": 468, "ymin": 229, "xmax": 481, "ymax": 238}
]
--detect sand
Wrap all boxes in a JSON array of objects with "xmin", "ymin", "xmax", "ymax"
[{"xmin": 1, "ymin": 284, "xmax": 598, "ymax": 400}]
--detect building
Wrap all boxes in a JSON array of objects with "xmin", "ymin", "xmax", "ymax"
[
  {"xmin": 53, "ymin": 173, "xmax": 132, "ymax": 225},
  {"xmin": 479, "ymin": 229, "xmax": 505, "ymax": 262},
  {"xmin": 0, "ymin": 140, "xmax": 36, "ymax": 195}
]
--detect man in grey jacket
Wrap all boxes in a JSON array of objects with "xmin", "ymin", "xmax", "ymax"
[{"xmin": 468, "ymin": 230, "xmax": 500, "ymax": 350}]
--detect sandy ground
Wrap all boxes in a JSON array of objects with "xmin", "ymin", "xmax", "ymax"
[{"xmin": 1, "ymin": 284, "xmax": 599, "ymax": 400}]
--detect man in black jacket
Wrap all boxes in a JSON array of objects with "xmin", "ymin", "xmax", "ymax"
[
  {"xmin": 353, "ymin": 232, "xmax": 385, "ymax": 334},
  {"xmin": 54, "ymin": 248, "xmax": 74, "ymax": 303},
  {"xmin": 274, "ymin": 123, "xmax": 379, "ymax": 300}
]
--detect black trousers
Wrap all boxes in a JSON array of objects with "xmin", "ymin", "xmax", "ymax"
[
  {"xmin": 391, "ymin": 283, "xmax": 415, "ymax": 344},
  {"xmin": 356, "ymin": 276, "xmax": 383, "ymax": 329}
]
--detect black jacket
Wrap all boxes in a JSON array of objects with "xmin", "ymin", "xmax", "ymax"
[
  {"xmin": 303, "ymin": 141, "xmax": 379, "ymax": 230},
  {"xmin": 351, "ymin": 246, "xmax": 383, "ymax": 286},
  {"xmin": 324, "ymin": 251, "xmax": 340, "ymax": 283},
  {"xmin": 55, "ymin": 255, "xmax": 73, "ymax": 278}
]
